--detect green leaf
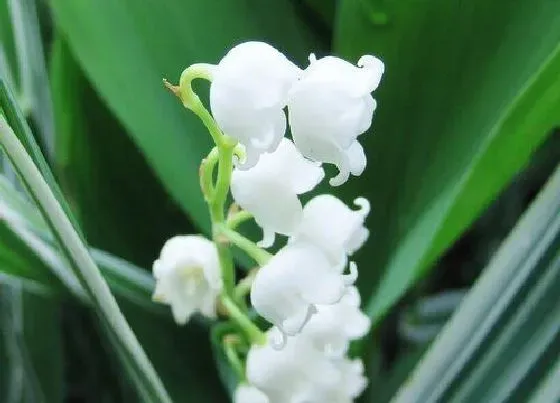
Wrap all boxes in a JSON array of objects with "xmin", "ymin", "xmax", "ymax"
[
  {"xmin": 397, "ymin": 289, "xmax": 466, "ymax": 346},
  {"xmin": 0, "ymin": 115, "xmax": 171, "ymax": 401},
  {"xmin": 120, "ymin": 303, "xmax": 228, "ymax": 402},
  {"xmin": 0, "ymin": 78, "xmax": 80, "ymax": 235},
  {"xmin": 0, "ymin": 0, "xmax": 17, "ymax": 90},
  {"xmin": 6, "ymin": 0, "xmax": 55, "ymax": 158},
  {"xmin": 0, "ymin": 219, "xmax": 65, "ymax": 295},
  {"xmin": 299, "ymin": 0, "xmax": 337, "ymax": 32},
  {"xmin": 48, "ymin": 0, "xmax": 325, "ymax": 230},
  {"xmin": 528, "ymin": 356, "xmax": 560, "ymax": 402},
  {"xmin": 334, "ymin": 0, "xmax": 560, "ymax": 324},
  {"xmin": 0, "ymin": 284, "xmax": 64, "ymax": 403},
  {"xmin": 390, "ymin": 164, "xmax": 560, "ymax": 402},
  {"xmin": 49, "ymin": 35, "xmax": 192, "ymax": 268},
  {"xmin": 0, "ymin": 173, "xmax": 165, "ymax": 314},
  {"xmin": 448, "ymin": 251, "xmax": 559, "ymax": 402}
]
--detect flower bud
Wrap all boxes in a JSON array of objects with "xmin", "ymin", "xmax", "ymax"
[
  {"xmin": 308, "ymin": 357, "xmax": 368, "ymax": 402},
  {"xmin": 250, "ymin": 243, "xmax": 355, "ymax": 340},
  {"xmin": 288, "ymin": 54, "xmax": 384, "ymax": 185},
  {"xmin": 210, "ymin": 41, "xmax": 301, "ymax": 168},
  {"xmin": 231, "ymin": 138, "xmax": 324, "ymax": 247},
  {"xmin": 152, "ymin": 235, "xmax": 222, "ymax": 324},
  {"xmin": 302, "ymin": 286, "xmax": 371, "ymax": 356},
  {"xmin": 290, "ymin": 195, "xmax": 370, "ymax": 266},
  {"xmin": 246, "ymin": 332, "xmax": 341, "ymax": 402}
]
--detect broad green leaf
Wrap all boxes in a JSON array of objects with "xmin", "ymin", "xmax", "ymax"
[
  {"xmin": 49, "ymin": 36, "xmax": 192, "ymax": 267},
  {"xmin": 300, "ymin": 0, "xmax": 336, "ymax": 32},
  {"xmin": 391, "ymin": 164, "xmax": 560, "ymax": 402},
  {"xmin": 367, "ymin": 343, "xmax": 427, "ymax": 403},
  {"xmin": 49, "ymin": 0, "xmax": 325, "ymax": 230},
  {"xmin": 0, "ymin": 284, "xmax": 64, "ymax": 403},
  {"xmin": 334, "ymin": 0, "xmax": 560, "ymax": 324}
]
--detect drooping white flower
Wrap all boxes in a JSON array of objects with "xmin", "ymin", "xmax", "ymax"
[
  {"xmin": 210, "ymin": 41, "xmax": 301, "ymax": 168},
  {"xmin": 333, "ymin": 358, "xmax": 368, "ymax": 402},
  {"xmin": 306, "ymin": 357, "xmax": 368, "ymax": 403},
  {"xmin": 231, "ymin": 138, "xmax": 324, "ymax": 247},
  {"xmin": 234, "ymin": 384, "xmax": 270, "ymax": 403},
  {"xmin": 250, "ymin": 242, "xmax": 356, "ymax": 343},
  {"xmin": 288, "ymin": 54, "xmax": 384, "ymax": 186},
  {"xmin": 152, "ymin": 235, "xmax": 222, "ymax": 324},
  {"xmin": 246, "ymin": 332, "xmax": 342, "ymax": 402},
  {"xmin": 290, "ymin": 195, "xmax": 370, "ymax": 266},
  {"xmin": 302, "ymin": 286, "xmax": 370, "ymax": 356}
]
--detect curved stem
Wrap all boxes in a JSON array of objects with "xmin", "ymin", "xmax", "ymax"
[
  {"xmin": 176, "ymin": 63, "xmax": 224, "ymax": 146},
  {"xmin": 210, "ymin": 141, "xmax": 235, "ymax": 222},
  {"xmin": 169, "ymin": 66, "xmax": 239, "ymax": 298},
  {"xmin": 235, "ymin": 269, "xmax": 258, "ymax": 300},
  {"xmin": 218, "ymin": 225, "xmax": 272, "ymax": 266},
  {"xmin": 210, "ymin": 142, "xmax": 236, "ymax": 295},
  {"xmin": 221, "ymin": 294, "xmax": 266, "ymax": 345},
  {"xmin": 200, "ymin": 147, "xmax": 218, "ymax": 201},
  {"xmin": 223, "ymin": 335, "xmax": 246, "ymax": 381},
  {"xmin": 226, "ymin": 209, "xmax": 253, "ymax": 230}
]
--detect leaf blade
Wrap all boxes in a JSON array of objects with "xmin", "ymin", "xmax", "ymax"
[
  {"xmin": 48, "ymin": 0, "xmax": 324, "ymax": 230},
  {"xmin": 334, "ymin": 0, "xmax": 560, "ymax": 324}
]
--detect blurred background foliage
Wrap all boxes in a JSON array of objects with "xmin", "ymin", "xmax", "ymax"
[{"xmin": 0, "ymin": 0, "xmax": 558, "ymax": 402}]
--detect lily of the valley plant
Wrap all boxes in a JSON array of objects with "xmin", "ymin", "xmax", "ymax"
[{"xmin": 158, "ymin": 41, "xmax": 384, "ymax": 403}]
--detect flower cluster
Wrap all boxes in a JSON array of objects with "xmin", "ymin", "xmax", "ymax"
[
  {"xmin": 241, "ymin": 286, "xmax": 370, "ymax": 403},
  {"xmin": 154, "ymin": 41, "xmax": 383, "ymax": 403}
]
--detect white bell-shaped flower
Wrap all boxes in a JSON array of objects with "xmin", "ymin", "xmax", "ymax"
[
  {"xmin": 250, "ymin": 242, "xmax": 357, "ymax": 344},
  {"xmin": 152, "ymin": 235, "xmax": 222, "ymax": 324},
  {"xmin": 302, "ymin": 286, "xmax": 371, "ymax": 356},
  {"xmin": 333, "ymin": 358, "xmax": 368, "ymax": 402},
  {"xmin": 231, "ymin": 138, "xmax": 324, "ymax": 247},
  {"xmin": 246, "ymin": 332, "xmax": 342, "ymax": 402},
  {"xmin": 234, "ymin": 384, "xmax": 269, "ymax": 403},
  {"xmin": 210, "ymin": 41, "xmax": 301, "ymax": 168},
  {"xmin": 290, "ymin": 195, "xmax": 370, "ymax": 266},
  {"xmin": 306, "ymin": 357, "xmax": 368, "ymax": 403},
  {"xmin": 288, "ymin": 54, "xmax": 384, "ymax": 186}
]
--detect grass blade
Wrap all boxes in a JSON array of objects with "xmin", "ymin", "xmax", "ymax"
[
  {"xmin": 0, "ymin": 283, "xmax": 64, "ymax": 403},
  {"xmin": 0, "ymin": 173, "xmax": 160, "ymax": 311},
  {"xmin": 447, "ymin": 251, "xmax": 559, "ymax": 402},
  {"xmin": 391, "ymin": 163, "xmax": 560, "ymax": 403},
  {"xmin": 528, "ymin": 357, "xmax": 560, "ymax": 402},
  {"xmin": 0, "ymin": 78, "xmax": 79, "ymax": 232},
  {"xmin": 7, "ymin": 0, "xmax": 55, "ymax": 158},
  {"xmin": 0, "ymin": 116, "xmax": 172, "ymax": 402}
]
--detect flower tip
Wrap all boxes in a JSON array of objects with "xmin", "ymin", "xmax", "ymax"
[
  {"xmin": 269, "ymin": 327, "xmax": 288, "ymax": 350},
  {"xmin": 163, "ymin": 78, "xmax": 180, "ymax": 96},
  {"xmin": 353, "ymin": 197, "xmax": 371, "ymax": 216},
  {"xmin": 329, "ymin": 170, "xmax": 350, "ymax": 187},
  {"xmin": 343, "ymin": 261, "xmax": 359, "ymax": 285},
  {"xmin": 257, "ymin": 230, "xmax": 276, "ymax": 249},
  {"xmin": 357, "ymin": 55, "xmax": 385, "ymax": 73},
  {"xmin": 152, "ymin": 292, "xmax": 164, "ymax": 303}
]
